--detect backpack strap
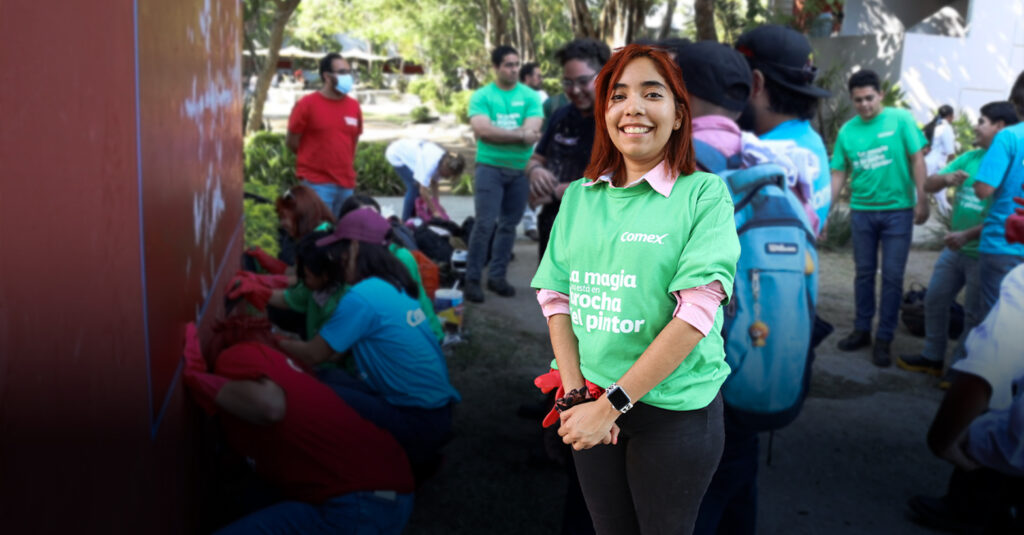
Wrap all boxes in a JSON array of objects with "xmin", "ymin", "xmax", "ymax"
[{"xmin": 693, "ymin": 139, "xmax": 728, "ymax": 173}]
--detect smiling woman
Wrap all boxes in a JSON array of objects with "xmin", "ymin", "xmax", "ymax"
[{"xmin": 530, "ymin": 44, "xmax": 740, "ymax": 535}]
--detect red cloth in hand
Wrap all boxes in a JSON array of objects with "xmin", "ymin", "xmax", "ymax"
[
  {"xmin": 182, "ymin": 322, "xmax": 228, "ymax": 415},
  {"xmin": 226, "ymin": 271, "xmax": 288, "ymax": 310},
  {"xmin": 1006, "ymin": 196, "xmax": 1024, "ymax": 245},
  {"xmin": 534, "ymin": 369, "xmax": 605, "ymax": 428},
  {"xmin": 246, "ymin": 247, "xmax": 288, "ymax": 275}
]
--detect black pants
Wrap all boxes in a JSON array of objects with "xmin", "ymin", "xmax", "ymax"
[{"xmin": 572, "ymin": 394, "xmax": 725, "ymax": 535}]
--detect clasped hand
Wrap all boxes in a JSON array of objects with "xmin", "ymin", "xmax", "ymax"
[{"xmin": 557, "ymin": 399, "xmax": 621, "ymax": 451}]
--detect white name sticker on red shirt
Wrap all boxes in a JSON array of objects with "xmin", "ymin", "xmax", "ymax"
[{"xmin": 344, "ymin": 116, "xmax": 359, "ymax": 127}]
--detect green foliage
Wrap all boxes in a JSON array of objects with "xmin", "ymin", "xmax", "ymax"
[
  {"xmin": 410, "ymin": 105, "xmax": 433, "ymax": 123},
  {"xmin": 881, "ymin": 80, "xmax": 909, "ymax": 109},
  {"xmin": 395, "ymin": 76, "xmax": 409, "ymax": 94},
  {"xmin": 450, "ymin": 90, "xmax": 474, "ymax": 124},
  {"xmin": 409, "ymin": 77, "xmax": 441, "ymax": 107},
  {"xmin": 951, "ymin": 112, "xmax": 975, "ymax": 155},
  {"xmin": 813, "ymin": 62, "xmax": 853, "ymax": 153},
  {"xmin": 354, "ymin": 141, "xmax": 404, "ymax": 196},
  {"xmin": 242, "ymin": 132, "xmax": 297, "ymax": 255},
  {"xmin": 450, "ymin": 172, "xmax": 474, "ymax": 195},
  {"xmin": 359, "ymin": 62, "xmax": 387, "ymax": 90}
]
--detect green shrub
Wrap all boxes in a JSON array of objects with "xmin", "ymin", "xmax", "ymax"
[
  {"xmin": 244, "ymin": 198, "xmax": 281, "ymax": 257},
  {"xmin": 409, "ymin": 77, "xmax": 437, "ymax": 107},
  {"xmin": 395, "ymin": 76, "xmax": 409, "ymax": 94},
  {"xmin": 450, "ymin": 172, "xmax": 474, "ymax": 195},
  {"xmin": 451, "ymin": 90, "xmax": 473, "ymax": 124},
  {"xmin": 243, "ymin": 132, "xmax": 297, "ymax": 253},
  {"xmin": 410, "ymin": 105, "xmax": 433, "ymax": 124},
  {"xmin": 354, "ymin": 141, "xmax": 404, "ymax": 196}
]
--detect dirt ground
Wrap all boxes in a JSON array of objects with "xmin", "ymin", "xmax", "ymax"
[
  {"xmin": 403, "ymin": 238, "xmax": 954, "ymax": 535},
  {"xmin": 356, "ymin": 107, "xmax": 957, "ymax": 534}
]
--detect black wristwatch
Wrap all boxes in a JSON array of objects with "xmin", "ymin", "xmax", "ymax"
[{"xmin": 605, "ymin": 383, "xmax": 633, "ymax": 414}]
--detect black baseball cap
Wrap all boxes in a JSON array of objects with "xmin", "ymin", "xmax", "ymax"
[
  {"xmin": 735, "ymin": 24, "xmax": 831, "ymax": 99},
  {"xmin": 674, "ymin": 41, "xmax": 752, "ymax": 112}
]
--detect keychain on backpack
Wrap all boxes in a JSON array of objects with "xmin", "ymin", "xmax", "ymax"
[{"xmin": 748, "ymin": 270, "xmax": 770, "ymax": 347}]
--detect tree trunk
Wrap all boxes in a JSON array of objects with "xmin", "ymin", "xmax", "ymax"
[
  {"xmin": 658, "ymin": 0, "xmax": 677, "ymax": 40},
  {"xmin": 600, "ymin": 0, "xmax": 649, "ymax": 48},
  {"xmin": 511, "ymin": 0, "xmax": 535, "ymax": 62},
  {"xmin": 485, "ymin": 0, "xmax": 508, "ymax": 52},
  {"xmin": 246, "ymin": 0, "xmax": 301, "ymax": 134},
  {"xmin": 566, "ymin": 0, "xmax": 597, "ymax": 38},
  {"xmin": 695, "ymin": 0, "xmax": 717, "ymax": 42}
]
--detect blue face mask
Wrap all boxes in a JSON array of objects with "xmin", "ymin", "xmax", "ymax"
[{"xmin": 334, "ymin": 73, "xmax": 354, "ymax": 95}]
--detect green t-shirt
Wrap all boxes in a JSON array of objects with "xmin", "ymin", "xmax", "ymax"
[
  {"xmin": 284, "ymin": 282, "xmax": 347, "ymax": 340},
  {"xmin": 468, "ymin": 82, "xmax": 543, "ymax": 170},
  {"xmin": 389, "ymin": 244, "xmax": 444, "ymax": 341},
  {"xmin": 944, "ymin": 149, "xmax": 992, "ymax": 259},
  {"xmin": 531, "ymin": 173, "xmax": 740, "ymax": 411},
  {"xmin": 830, "ymin": 107, "xmax": 927, "ymax": 210}
]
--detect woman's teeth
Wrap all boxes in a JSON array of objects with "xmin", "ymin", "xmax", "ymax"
[{"xmin": 623, "ymin": 126, "xmax": 651, "ymax": 134}]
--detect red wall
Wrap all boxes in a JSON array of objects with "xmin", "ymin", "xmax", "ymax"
[{"xmin": 0, "ymin": 1, "xmax": 242, "ymax": 532}]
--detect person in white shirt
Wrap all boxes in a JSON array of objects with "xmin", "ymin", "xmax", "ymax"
[
  {"xmin": 384, "ymin": 139, "xmax": 464, "ymax": 221},
  {"xmin": 925, "ymin": 105, "xmax": 957, "ymax": 216}
]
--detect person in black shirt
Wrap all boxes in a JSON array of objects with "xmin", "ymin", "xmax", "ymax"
[{"xmin": 527, "ymin": 38, "xmax": 611, "ymax": 260}]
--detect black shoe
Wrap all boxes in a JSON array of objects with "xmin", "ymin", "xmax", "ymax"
[
  {"xmin": 873, "ymin": 339, "xmax": 892, "ymax": 367},
  {"xmin": 837, "ymin": 330, "xmax": 871, "ymax": 351},
  {"xmin": 487, "ymin": 278, "xmax": 516, "ymax": 297},
  {"xmin": 897, "ymin": 354, "xmax": 943, "ymax": 376},
  {"xmin": 464, "ymin": 280, "xmax": 484, "ymax": 303}
]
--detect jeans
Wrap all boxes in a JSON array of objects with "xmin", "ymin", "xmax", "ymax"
[
  {"xmin": 317, "ymin": 368, "xmax": 453, "ymax": 466},
  {"xmin": 850, "ymin": 209, "xmax": 914, "ymax": 341},
  {"xmin": 393, "ymin": 164, "xmax": 420, "ymax": 221},
  {"xmin": 572, "ymin": 395, "xmax": 724, "ymax": 535},
  {"xmin": 977, "ymin": 253, "xmax": 1024, "ymax": 322},
  {"xmin": 214, "ymin": 491, "xmax": 414, "ymax": 535},
  {"xmin": 301, "ymin": 180, "xmax": 353, "ymax": 217},
  {"xmin": 922, "ymin": 248, "xmax": 980, "ymax": 365},
  {"xmin": 466, "ymin": 164, "xmax": 529, "ymax": 282}
]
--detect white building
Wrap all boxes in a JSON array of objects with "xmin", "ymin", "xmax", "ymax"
[{"xmin": 812, "ymin": 0, "xmax": 1024, "ymax": 122}]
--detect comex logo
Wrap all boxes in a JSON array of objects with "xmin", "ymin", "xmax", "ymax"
[
  {"xmin": 407, "ymin": 309, "xmax": 426, "ymax": 327},
  {"xmin": 620, "ymin": 231, "xmax": 668, "ymax": 244}
]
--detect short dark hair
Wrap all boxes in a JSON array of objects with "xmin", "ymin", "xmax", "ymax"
[
  {"xmin": 980, "ymin": 101, "xmax": 1020, "ymax": 126},
  {"xmin": 554, "ymin": 38, "xmax": 612, "ymax": 71},
  {"xmin": 295, "ymin": 230, "xmax": 334, "ymax": 281},
  {"xmin": 491, "ymin": 46, "xmax": 518, "ymax": 68},
  {"xmin": 319, "ymin": 52, "xmax": 344, "ymax": 82},
  {"xmin": 763, "ymin": 74, "xmax": 820, "ymax": 120},
  {"xmin": 848, "ymin": 69, "xmax": 880, "ymax": 93},
  {"xmin": 519, "ymin": 62, "xmax": 539, "ymax": 82},
  {"xmin": 324, "ymin": 240, "xmax": 419, "ymax": 298},
  {"xmin": 1010, "ymin": 70, "xmax": 1024, "ymax": 118},
  {"xmin": 339, "ymin": 194, "xmax": 380, "ymax": 218}
]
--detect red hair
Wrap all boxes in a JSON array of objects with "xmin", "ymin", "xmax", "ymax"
[
  {"xmin": 275, "ymin": 185, "xmax": 336, "ymax": 239},
  {"xmin": 584, "ymin": 44, "xmax": 695, "ymax": 186}
]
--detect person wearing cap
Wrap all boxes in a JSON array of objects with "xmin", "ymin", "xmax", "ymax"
[
  {"xmin": 384, "ymin": 139, "xmax": 465, "ymax": 222},
  {"xmin": 830, "ymin": 69, "xmax": 930, "ymax": 367},
  {"xmin": 735, "ymin": 24, "xmax": 833, "ymax": 231},
  {"xmin": 674, "ymin": 41, "xmax": 751, "ymax": 166},
  {"xmin": 278, "ymin": 208, "xmax": 461, "ymax": 467},
  {"xmin": 527, "ymin": 38, "xmax": 612, "ymax": 261}
]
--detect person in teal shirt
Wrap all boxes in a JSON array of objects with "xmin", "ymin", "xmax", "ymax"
[
  {"xmin": 829, "ymin": 69, "xmax": 930, "ymax": 367},
  {"xmin": 898, "ymin": 101, "xmax": 1020, "ymax": 377},
  {"xmin": 532, "ymin": 44, "xmax": 739, "ymax": 535},
  {"xmin": 465, "ymin": 45, "xmax": 544, "ymax": 303},
  {"xmin": 973, "ymin": 70, "xmax": 1024, "ymax": 320}
]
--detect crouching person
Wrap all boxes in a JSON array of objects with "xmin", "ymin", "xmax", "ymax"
[
  {"xmin": 279, "ymin": 208, "xmax": 461, "ymax": 469},
  {"xmin": 181, "ymin": 319, "xmax": 414, "ymax": 535}
]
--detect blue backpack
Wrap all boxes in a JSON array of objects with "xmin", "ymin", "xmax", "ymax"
[{"xmin": 695, "ymin": 141, "xmax": 818, "ymax": 433}]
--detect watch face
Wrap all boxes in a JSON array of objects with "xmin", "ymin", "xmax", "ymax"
[{"xmin": 607, "ymin": 385, "xmax": 630, "ymax": 410}]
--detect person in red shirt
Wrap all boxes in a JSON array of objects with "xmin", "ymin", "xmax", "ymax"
[
  {"xmin": 287, "ymin": 53, "xmax": 363, "ymax": 216},
  {"xmin": 181, "ymin": 317, "xmax": 414, "ymax": 535}
]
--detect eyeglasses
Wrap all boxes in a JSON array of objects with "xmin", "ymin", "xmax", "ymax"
[
  {"xmin": 562, "ymin": 73, "xmax": 597, "ymax": 90},
  {"xmin": 333, "ymin": 69, "xmax": 352, "ymax": 75}
]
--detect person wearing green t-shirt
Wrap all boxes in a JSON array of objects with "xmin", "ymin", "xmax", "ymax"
[
  {"xmin": 898, "ymin": 101, "xmax": 1020, "ymax": 378},
  {"xmin": 531, "ymin": 45, "xmax": 739, "ymax": 535},
  {"xmin": 465, "ymin": 45, "xmax": 544, "ymax": 303},
  {"xmin": 829, "ymin": 69, "xmax": 930, "ymax": 367}
]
